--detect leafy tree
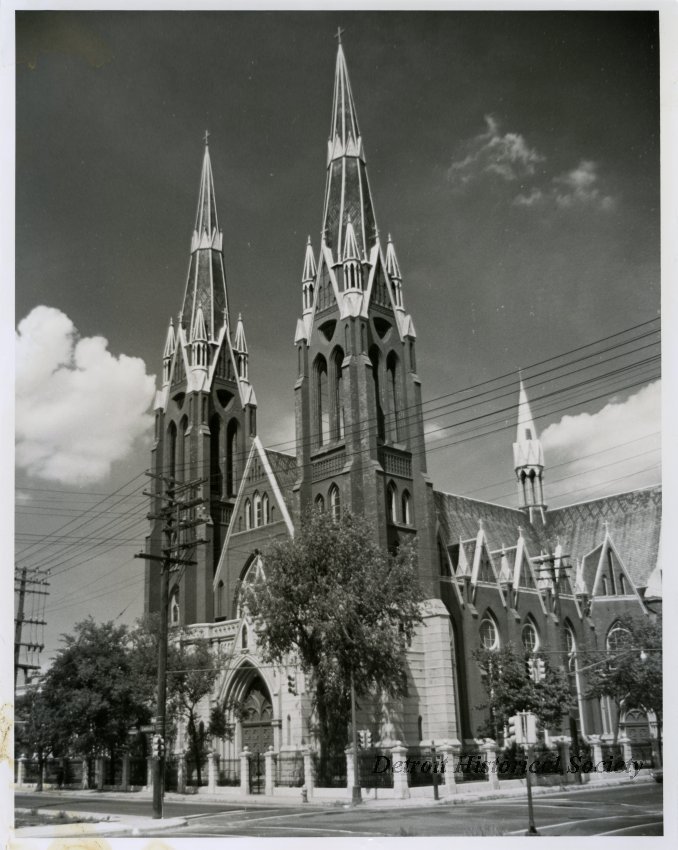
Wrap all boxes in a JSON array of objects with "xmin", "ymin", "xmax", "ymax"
[
  {"xmin": 474, "ymin": 643, "xmax": 573, "ymax": 742},
  {"xmin": 584, "ymin": 617, "xmax": 662, "ymax": 747},
  {"xmin": 15, "ymin": 687, "xmax": 64, "ymax": 791},
  {"xmin": 242, "ymin": 508, "xmax": 423, "ymax": 758},
  {"xmin": 38, "ymin": 618, "xmax": 148, "ymax": 786},
  {"xmin": 167, "ymin": 638, "xmax": 220, "ymax": 786}
]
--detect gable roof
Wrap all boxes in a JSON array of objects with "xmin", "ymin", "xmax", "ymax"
[{"xmin": 546, "ymin": 486, "xmax": 661, "ymax": 588}]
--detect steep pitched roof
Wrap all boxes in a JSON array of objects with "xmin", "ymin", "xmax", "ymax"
[
  {"xmin": 546, "ymin": 486, "xmax": 661, "ymax": 587},
  {"xmin": 434, "ymin": 490, "xmax": 546, "ymax": 556},
  {"xmin": 264, "ymin": 450, "xmax": 298, "ymax": 511}
]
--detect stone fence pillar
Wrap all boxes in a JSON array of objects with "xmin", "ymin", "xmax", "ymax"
[
  {"xmin": 618, "ymin": 733, "xmax": 633, "ymax": 764},
  {"xmin": 439, "ymin": 742, "xmax": 460, "ymax": 797},
  {"xmin": 177, "ymin": 752, "xmax": 187, "ymax": 794},
  {"xmin": 208, "ymin": 751, "xmax": 218, "ymax": 793},
  {"xmin": 651, "ymin": 736, "xmax": 662, "ymax": 769},
  {"xmin": 240, "ymin": 747, "xmax": 251, "ymax": 795},
  {"xmin": 480, "ymin": 740, "xmax": 500, "ymax": 790},
  {"xmin": 552, "ymin": 736, "xmax": 573, "ymax": 783},
  {"xmin": 390, "ymin": 741, "xmax": 409, "ymax": 800},
  {"xmin": 16, "ymin": 756, "xmax": 25, "ymax": 787},
  {"xmin": 264, "ymin": 747, "xmax": 275, "ymax": 796},
  {"xmin": 587, "ymin": 735, "xmax": 604, "ymax": 782},
  {"xmin": 344, "ymin": 745, "xmax": 357, "ymax": 794},
  {"xmin": 95, "ymin": 756, "xmax": 105, "ymax": 791},
  {"xmin": 302, "ymin": 748, "xmax": 315, "ymax": 795},
  {"xmin": 145, "ymin": 756, "xmax": 153, "ymax": 790}
]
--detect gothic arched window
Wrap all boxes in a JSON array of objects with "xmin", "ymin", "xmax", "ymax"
[
  {"xmin": 226, "ymin": 419, "xmax": 239, "ymax": 497},
  {"xmin": 262, "ymin": 493, "xmax": 270, "ymax": 525},
  {"xmin": 245, "ymin": 499, "xmax": 252, "ymax": 530},
  {"xmin": 386, "ymin": 351, "xmax": 402, "ymax": 442},
  {"xmin": 315, "ymin": 494, "xmax": 325, "ymax": 512},
  {"xmin": 369, "ymin": 346, "xmax": 385, "ymax": 443},
  {"xmin": 401, "ymin": 491, "xmax": 411, "ymax": 525},
  {"xmin": 329, "ymin": 485, "xmax": 341, "ymax": 523},
  {"xmin": 167, "ymin": 421, "xmax": 177, "ymax": 481},
  {"xmin": 331, "ymin": 347, "xmax": 345, "ymax": 440},
  {"xmin": 521, "ymin": 619, "xmax": 539, "ymax": 654},
  {"xmin": 387, "ymin": 482, "xmax": 398, "ymax": 523},
  {"xmin": 314, "ymin": 355, "xmax": 330, "ymax": 447},
  {"xmin": 254, "ymin": 492, "xmax": 262, "ymax": 528},
  {"xmin": 479, "ymin": 615, "xmax": 500, "ymax": 651},
  {"xmin": 169, "ymin": 587, "xmax": 180, "ymax": 626}
]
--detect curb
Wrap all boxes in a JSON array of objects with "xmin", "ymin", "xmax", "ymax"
[{"xmin": 14, "ymin": 808, "xmax": 187, "ymax": 838}]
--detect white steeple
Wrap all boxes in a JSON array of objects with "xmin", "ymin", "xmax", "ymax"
[{"xmin": 512, "ymin": 376, "xmax": 546, "ymax": 520}]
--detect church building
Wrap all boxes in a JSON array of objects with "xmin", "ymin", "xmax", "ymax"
[{"xmin": 144, "ymin": 38, "xmax": 662, "ymax": 795}]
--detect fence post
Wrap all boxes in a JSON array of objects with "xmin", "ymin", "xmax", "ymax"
[
  {"xmin": 344, "ymin": 745, "xmax": 357, "ymax": 794},
  {"xmin": 552, "ymin": 736, "xmax": 573, "ymax": 784},
  {"xmin": 651, "ymin": 736, "xmax": 662, "ymax": 769},
  {"xmin": 587, "ymin": 735, "xmax": 604, "ymax": 782},
  {"xmin": 177, "ymin": 751, "xmax": 187, "ymax": 794},
  {"xmin": 239, "ymin": 747, "xmax": 251, "ymax": 796},
  {"xmin": 439, "ymin": 742, "xmax": 458, "ymax": 797},
  {"xmin": 82, "ymin": 759, "xmax": 90, "ymax": 790},
  {"xmin": 302, "ymin": 747, "xmax": 315, "ymax": 796},
  {"xmin": 121, "ymin": 752, "xmax": 130, "ymax": 791},
  {"xmin": 264, "ymin": 746, "xmax": 275, "ymax": 796},
  {"xmin": 480, "ymin": 740, "xmax": 500, "ymax": 790},
  {"xmin": 17, "ymin": 755, "xmax": 25, "ymax": 788},
  {"xmin": 208, "ymin": 751, "xmax": 218, "ymax": 793},
  {"xmin": 146, "ymin": 756, "xmax": 153, "ymax": 790},
  {"xmin": 391, "ymin": 741, "xmax": 409, "ymax": 800},
  {"xmin": 618, "ymin": 733, "xmax": 633, "ymax": 765}
]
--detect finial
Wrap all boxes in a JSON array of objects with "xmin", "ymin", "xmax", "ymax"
[
  {"xmin": 238, "ymin": 312, "xmax": 243, "ymax": 322},
  {"xmin": 307, "ymin": 234, "xmax": 312, "ymax": 245},
  {"xmin": 335, "ymin": 26, "xmax": 345, "ymax": 44},
  {"xmin": 169, "ymin": 316, "xmax": 174, "ymax": 327},
  {"xmin": 203, "ymin": 129, "xmax": 210, "ymax": 146},
  {"xmin": 388, "ymin": 233, "xmax": 393, "ymax": 242}
]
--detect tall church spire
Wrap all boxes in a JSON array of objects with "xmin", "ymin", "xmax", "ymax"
[
  {"xmin": 180, "ymin": 137, "xmax": 229, "ymax": 341},
  {"xmin": 322, "ymin": 40, "xmax": 377, "ymax": 263},
  {"xmin": 513, "ymin": 377, "xmax": 546, "ymax": 522}
]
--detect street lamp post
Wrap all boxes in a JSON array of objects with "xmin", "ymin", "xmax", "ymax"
[{"xmin": 350, "ymin": 670, "xmax": 361, "ymax": 805}]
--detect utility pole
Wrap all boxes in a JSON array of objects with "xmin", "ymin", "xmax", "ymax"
[
  {"xmin": 14, "ymin": 565, "xmax": 50, "ymax": 687},
  {"xmin": 350, "ymin": 670, "xmax": 361, "ymax": 805},
  {"xmin": 135, "ymin": 472, "xmax": 207, "ymax": 820}
]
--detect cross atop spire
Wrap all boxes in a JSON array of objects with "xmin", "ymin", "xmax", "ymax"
[{"xmin": 334, "ymin": 26, "xmax": 345, "ymax": 44}]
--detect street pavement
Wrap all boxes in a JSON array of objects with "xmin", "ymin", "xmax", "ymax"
[{"xmin": 14, "ymin": 780, "xmax": 662, "ymax": 837}]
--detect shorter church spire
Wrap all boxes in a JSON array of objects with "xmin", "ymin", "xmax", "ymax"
[
  {"xmin": 162, "ymin": 318, "xmax": 176, "ymax": 384},
  {"xmin": 302, "ymin": 236, "xmax": 316, "ymax": 314},
  {"xmin": 512, "ymin": 376, "xmax": 546, "ymax": 520},
  {"xmin": 233, "ymin": 313, "xmax": 249, "ymax": 381}
]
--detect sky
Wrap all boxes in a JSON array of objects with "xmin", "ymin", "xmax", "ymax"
[{"xmin": 7, "ymin": 7, "xmax": 666, "ymax": 668}]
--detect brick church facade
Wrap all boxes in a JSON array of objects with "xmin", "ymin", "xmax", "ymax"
[{"xmin": 144, "ymin": 40, "xmax": 662, "ymax": 790}]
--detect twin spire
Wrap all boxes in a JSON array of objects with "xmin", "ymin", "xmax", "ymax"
[{"xmin": 513, "ymin": 377, "xmax": 546, "ymax": 518}]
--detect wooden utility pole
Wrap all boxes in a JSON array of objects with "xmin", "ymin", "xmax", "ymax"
[
  {"xmin": 14, "ymin": 566, "xmax": 49, "ymax": 687},
  {"xmin": 135, "ymin": 472, "xmax": 207, "ymax": 819}
]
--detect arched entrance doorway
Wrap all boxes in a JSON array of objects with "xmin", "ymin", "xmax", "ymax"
[{"xmin": 241, "ymin": 675, "xmax": 274, "ymax": 754}]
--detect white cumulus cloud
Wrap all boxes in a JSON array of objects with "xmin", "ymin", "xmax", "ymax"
[
  {"xmin": 16, "ymin": 306, "xmax": 156, "ymax": 485},
  {"xmin": 447, "ymin": 115, "xmax": 544, "ymax": 190},
  {"xmin": 553, "ymin": 160, "xmax": 615, "ymax": 211},
  {"xmin": 540, "ymin": 380, "xmax": 661, "ymax": 503}
]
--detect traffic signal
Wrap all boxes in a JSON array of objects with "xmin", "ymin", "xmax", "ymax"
[
  {"xmin": 358, "ymin": 730, "xmax": 372, "ymax": 748},
  {"xmin": 536, "ymin": 659, "xmax": 545, "ymax": 681},
  {"xmin": 152, "ymin": 734, "xmax": 165, "ymax": 758},
  {"xmin": 287, "ymin": 673, "xmax": 297, "ymax": 695}
]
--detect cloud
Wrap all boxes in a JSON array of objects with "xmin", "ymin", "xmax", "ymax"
[
  {"xmin": 447, "ymin": 115, "xmax": 544, "ymax": 190},
  {"xmin": 540, "ymin": 380, "xmax": 661, "ymax": 503},
  {"xmin": 553, "ymin": 160, "xmax": 616, "ymax": 211},
  {"xmin": 513, "ymin": 188, "xmax": 544, "ymax": 207},
  {"xmin": 16, "ymin": 306, "xmax": 155, "ymax": 485}
]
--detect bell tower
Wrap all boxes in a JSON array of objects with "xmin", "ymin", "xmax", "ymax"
[
  {"xmin": 145, "ymin": 138, "xmax": 257, "ymax": 625},
  {"xmin": 293, "ymin": 38, "xmax": 439, "ymax": 595}
]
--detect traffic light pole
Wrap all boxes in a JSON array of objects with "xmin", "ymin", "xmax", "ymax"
[
  {"xmin": 524, "ymin": 743, "xmax": 538, "ymax": 835},
  {"xmin": 350, "ymin": 671, "xmax": 361, "ymax": 805}
]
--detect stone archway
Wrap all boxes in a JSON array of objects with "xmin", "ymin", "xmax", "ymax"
[{"xmin": 240, "ymin": 676, "xmax": 274, "ymax": 754}]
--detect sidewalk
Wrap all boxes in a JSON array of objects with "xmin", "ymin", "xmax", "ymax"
[{"xmin": 13, "ymin": 773, "xmax": 654, "ymax": 837}]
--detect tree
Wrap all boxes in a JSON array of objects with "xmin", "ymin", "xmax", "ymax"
[
  {"xmin": 167, "ymin": 638, "xmax": 220, "ymax": 786},
  {"xmin": 39, "ymin": 618, "xmax": 148, "ymax": 786},
  {"xmin": 242, "ymin": 508, "xmax": 423, "ymax": 758},
  {"xmin": 15, "ymin": 687, "xmax": 64, "ymax": 791},
  {"xmin": 584, "ymin": 617, "xmax": 662, "ymax": 747},
  {"xmin": 474, "ymin": 643, "xmax": 573, "ymax": 741}
]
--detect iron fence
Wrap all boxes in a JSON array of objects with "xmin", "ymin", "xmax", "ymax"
[
  {"xmin": 218, "ymin": 758, "xmax": 241, "ymax": 786},
  {"xmin": 406, "ymin": 748, "xmax": 446, "ymax": 787},
  {"xmin": 275, "ymin": 753, "xmax": 304, "ymax": 787},
  {"xmin": 358, "ymin": 750, "xmax": 393, "ymax": 789},
  {"xmin": 312, "ymin": 753, "xmax": 347, "ymax": 788}
]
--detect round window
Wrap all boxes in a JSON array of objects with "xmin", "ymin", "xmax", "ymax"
[
  {"xmin": 480, "ymin": 618, "xmax": 499, "ymax": 650},
  {"xmin": 522, "ymin": 621, "xmax": 539, "ymax": 653}
]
